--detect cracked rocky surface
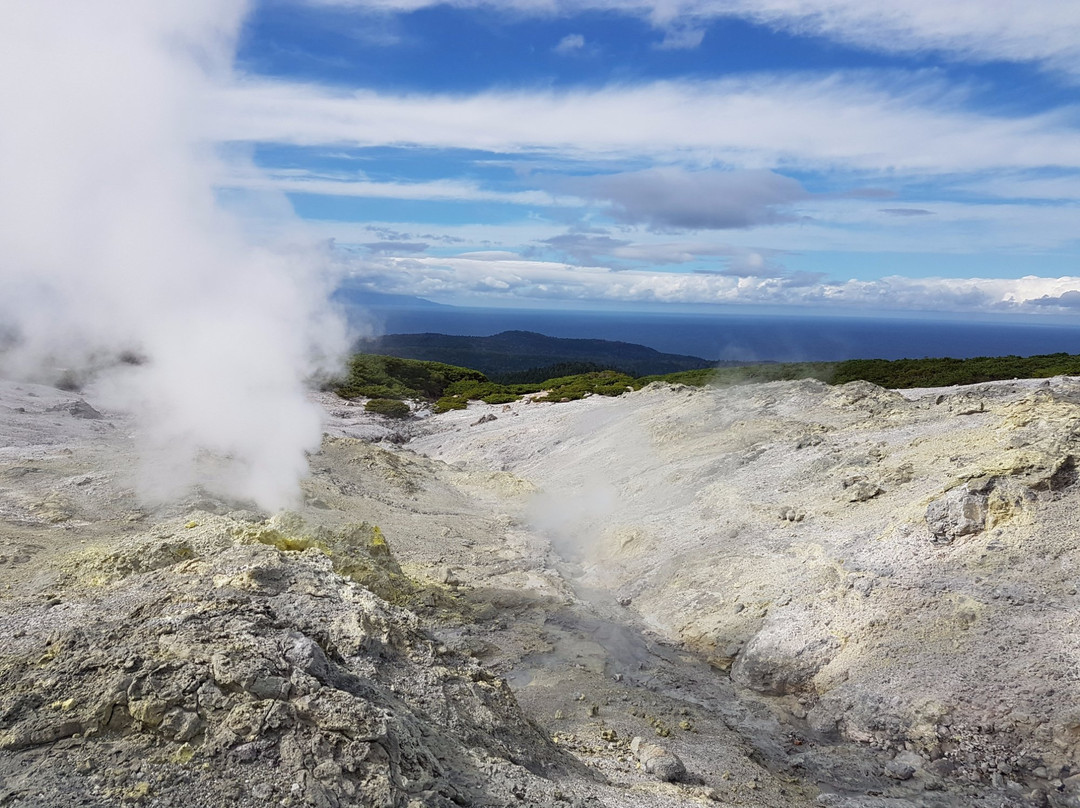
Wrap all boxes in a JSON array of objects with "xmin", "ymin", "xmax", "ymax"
[{"xmin": 3, "ymin": 377, "xmax": 1080, "ymax": 806}]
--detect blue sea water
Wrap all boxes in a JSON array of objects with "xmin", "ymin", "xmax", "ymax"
[{"xmin": 360, "ymin": 304, "xmax": 1080, "ymax": 363}]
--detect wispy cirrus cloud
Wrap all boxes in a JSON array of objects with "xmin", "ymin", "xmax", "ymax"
[
  {"xmin": 880, "ymin": 208, "xmax": 934, "ymax": 217},
  {"xmin": 540, "ymin": 232, "xmax": 787, "ymax": 275},
  {"xmin": 212, "ymin": 74, "xmax": 1080, "ymax": 174},
  {"xmin": 299, "ymin": 0, "xmax": 1080, "ymax": 76},
  {"xmin": 954, "ymin": 174, "xmax": 1080, "ymax": 201},
  {"xmin": 363, "ymin": 240, "xmax": 429, "ymax": 253},
  {"xmin": 220, "ymin": 167, "xmax": 566, "ymax": 205}
]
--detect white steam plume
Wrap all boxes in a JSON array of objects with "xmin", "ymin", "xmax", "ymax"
[{"xmin": 0, "ymin": 1, "xmax": 348, "ymax": 510}]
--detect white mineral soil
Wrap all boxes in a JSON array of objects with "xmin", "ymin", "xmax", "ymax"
[{"xmin": 3, "ymin": 375, "xmax": 1080, "ymax": 808}]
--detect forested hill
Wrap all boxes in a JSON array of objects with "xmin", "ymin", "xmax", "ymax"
[{"xmin": 354, "ymin": 330, "xmax": 732, "ymax": 381}]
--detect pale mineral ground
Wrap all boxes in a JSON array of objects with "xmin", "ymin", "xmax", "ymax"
[{"xmin": 2, "ymin": 375, "xmax": 1080, "ymax": 807}]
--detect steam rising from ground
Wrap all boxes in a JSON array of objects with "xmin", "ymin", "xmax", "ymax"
[{"xmin": 0, "ymin": 2, "xmax": 347, "ymax": 510}]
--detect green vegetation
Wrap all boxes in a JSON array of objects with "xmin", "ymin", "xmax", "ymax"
[
  {"xmin": 534, "ymin": 370, "xmax": 637, "ymax": 401},
  {"xmin": 495, "ymin": 361, "xmax": 618, "ymax": 384},
  {"xmin": 430, "ymin": 370, "xmax": 638, "ymax": 412},
  {"xmin": 364, "ymin": 398, "xmax": 412, "ymax": 419},
  {"xmin": 831, "ymin": 353, "xmax": 1080, "ymax": 388},
  {"xmin": 332, "ymin": 350, "xmax": 1080, "ymax": 414},
  {"xmin": 333, "ymin": 354, "xmax": 486, "ymax": 400},
  {"xmin": 433, "ymin": 377, "xmax": 532, "ymax": 413},
  {"xmin": 633, "ymin": 361, "xmax": 837, "ymax": 390}
]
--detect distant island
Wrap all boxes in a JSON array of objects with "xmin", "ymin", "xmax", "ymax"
[{"xmin": 354, "ymin": 330, "xmax": 743, "ymax": 382}]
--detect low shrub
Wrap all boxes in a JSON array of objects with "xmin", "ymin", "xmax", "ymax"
[
  {"xmin": 480, "ymin": 392, "xmax": 520, "ymax": 405},
  {"xmin": 334, "ymin": 354, "xmax": 487, "ymax": 401},
  {"xmin": 432, "ymin": 396, "xmax": 469, "ymax": 414},
  {"xmin": 364, "ymin": 398, "xmax": 411, "ymax": 419}
]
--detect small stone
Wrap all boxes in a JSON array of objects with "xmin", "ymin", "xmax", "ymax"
[
  {"xmin": 845, "ymin": 480, "xmax": 882, "ymax": 502},
  {"xmin": 249, "ymin": 675, "xmax": 291, "ymax": 701},
  {"xmin": 926, "ymin": 488, "xmax": 987, "ymax": 543},
  {"xmin": 128, "ymin": 699, "xmax": 168, "ymax": 728},
  {"xmin": 160, "ymin": 709, "xmax": 203, "ymax": 742},
  {"xmin": 251, "ymin": 783, "xmax": 273, "ymax": 800},
  {"xmin": 885, "ymin": 759, "xmax": 915, "ymax": 780},
  {"xmin": 230, "ymin": 743, "xmax": 259, "ymax": 763},
  {"xmin": 630, "ymin": 736, "xmax": 686, "ymax": 782}
]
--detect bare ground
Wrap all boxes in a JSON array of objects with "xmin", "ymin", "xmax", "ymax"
[{"xmin": 3, "ymin": 377, "xmax": 1080, "ymax": 807}]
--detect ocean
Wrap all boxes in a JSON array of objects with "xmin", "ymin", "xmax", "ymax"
[{"xmin": 358, "ymin": 304, "xmax": 1080, "ymax": 364}]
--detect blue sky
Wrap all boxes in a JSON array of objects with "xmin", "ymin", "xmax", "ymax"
[{"xmin": 214, "ymin": 0, "xmax": 1080, "ymax": 316}]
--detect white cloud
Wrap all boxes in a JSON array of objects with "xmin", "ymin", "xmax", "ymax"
[
  {"xmin": 302, "ymin": 190, "xmax": 1080, "ymax": 268},
  {"xmin": 221, "ymin": 167, "xmax": 566, "ymax": 205},
  {"xmin": 300, "ymin": 0, "xmax": 1080, "ymax": 75},
  {"xmin": 541, "ymin": 232, "xmax": 787, "ymax": 272},
  {"xmin": 309, "ymin": 217, "xmax": 572, "ymax": 248},
  {"xmin": 723, "ymin": 0, "xmax": 1080, "ymax": 77},
  {"xmin": 555, "ymin": 33, "xmax": 586, "ymax": 53},
  {"xmin": 654, "ymin": 22, "xmax": 705, "ymax": 50},
  {"xmin": 558, "ymin": 167, "xmax": 810, "ymax": 229},
  {"xmin": 781, "ymin": 198, "xmax": 1080, "ymax": 254},
  {"xmin": 344, "ymin": 251, "xmax": 1080, "ymax": 314},
  {"xmin": 212, "ymin": 74, "xmax": 1080, "ymax": 174},
  {"xmin": 954, "ymin": 174, "xmax": 1080, "ymax": 201}
]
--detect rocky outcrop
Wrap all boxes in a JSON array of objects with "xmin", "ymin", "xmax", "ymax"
[
  {"xmin": 925, "ymin": 486, "xmax": 988, "ymax": 543},
  {"xmin": 407, "ymin": 375, "xmax": 1080, "ymax": 805},
  {"xmin": 730, "ymin": 607, "xmax": 840, "ymax": 696},
  {"xmin": 0, "ymin": 522, "xmax": 574, "ymax": 808}
]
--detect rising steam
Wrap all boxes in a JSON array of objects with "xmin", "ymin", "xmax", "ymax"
[{"xmin": 0, "ymin": 1, "xmax": 347, "ymax": 510}]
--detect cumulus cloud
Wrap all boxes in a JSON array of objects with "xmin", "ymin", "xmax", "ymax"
[
  {"xmin": 554, "ymin": 33, "xmax": 586, "ymax": 53},
  {"xmin": 559, "ymin": 168, "xmax": 810, "ymax": 230},
  {"xmin": 340, "ymin": 251, "xmax": 1080, "ymax": 314},
  {"xmin": 1027, "ymin": 291, "xmax": 1080, "ymax": 309},
  {"xmin": 0, "ymin": 1, "xmax": 346, "ymax": 510}
]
